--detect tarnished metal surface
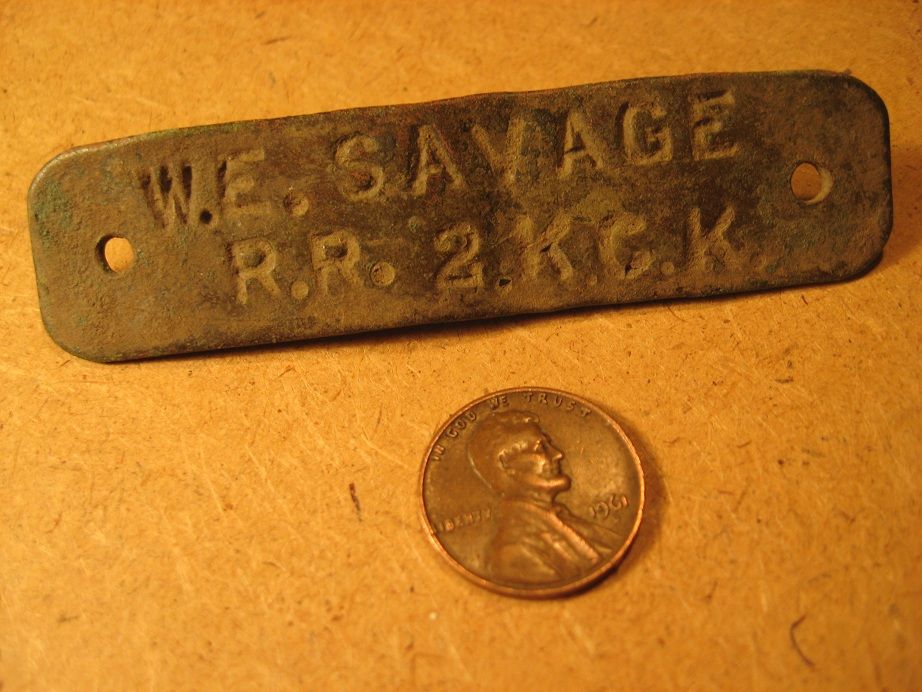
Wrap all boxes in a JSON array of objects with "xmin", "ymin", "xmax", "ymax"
[
  {"xmin": 28, "ymin": 71, "xmax": 891, "ymax": 362},
  {"xmin": 419, "ymin": 387, "xmax": 643, "ymax": 598}
]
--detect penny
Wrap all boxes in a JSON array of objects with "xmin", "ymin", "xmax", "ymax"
[
  {"xmin": 419, "ymin": 387, "xmax": 643, "ymax": 598},
  {"xmin": 28, "ymin": 72, "xmax": 891, "ymax": 362}
]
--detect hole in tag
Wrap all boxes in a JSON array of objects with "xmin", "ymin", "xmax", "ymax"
[
  {"xmin": 98, "ymin": 236, "xmax": 135, "ymax": 273},
  {"xmin": 790, "ymin": 162, "xmax": 832, "ymax": 205}
]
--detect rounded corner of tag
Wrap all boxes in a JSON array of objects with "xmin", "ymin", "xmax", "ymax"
[
  {"xmin": 841, "ymin": 203, "xmax": 893, "ymax": 282},
  {"xmin": 27, "ymin": 149, "xmax": 84, "ymax": 243},
  {"xmin": 28, "ymin": 147, "xmax": 79, "ymax": 202},
  {"xmin": 840, "ymin": 73, "xmax": 890, "ymax": 127},
  {"xmin": 38, "ymin": 309, "xmax": 116, "ymax": 364}
]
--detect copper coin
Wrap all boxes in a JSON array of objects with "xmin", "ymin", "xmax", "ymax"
[{"xmin": 419, "ymin": 387, "xmax": 644, "ymax": 598}]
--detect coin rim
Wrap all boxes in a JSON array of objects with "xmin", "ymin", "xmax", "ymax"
[{"xmin": 418, "ymin": 386, "xmax": 645, "ymax": 599}]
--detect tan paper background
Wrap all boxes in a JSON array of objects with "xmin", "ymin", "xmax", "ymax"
[{"xmin": 1, "ymin": 1, "xmax": 920, "ymax": 689}]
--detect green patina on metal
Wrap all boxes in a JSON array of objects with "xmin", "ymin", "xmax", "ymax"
[{"xmin": 28, "ymin": 71, "xmax": 891, "ymax": 362}]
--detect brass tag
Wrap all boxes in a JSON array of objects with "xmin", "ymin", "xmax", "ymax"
[{"xmin": 28, "ymin": 71, "xmax": 891, "ymax": 362}]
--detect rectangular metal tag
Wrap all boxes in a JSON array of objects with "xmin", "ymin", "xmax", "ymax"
[{"xmin": 28, "ymin": 71, "xmax": 891, "ymax": 362}]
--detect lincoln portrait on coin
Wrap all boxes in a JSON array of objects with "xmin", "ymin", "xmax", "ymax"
[{"xmin": 467, "ymin": 410, "xmax": 618, "ymax": 585}]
